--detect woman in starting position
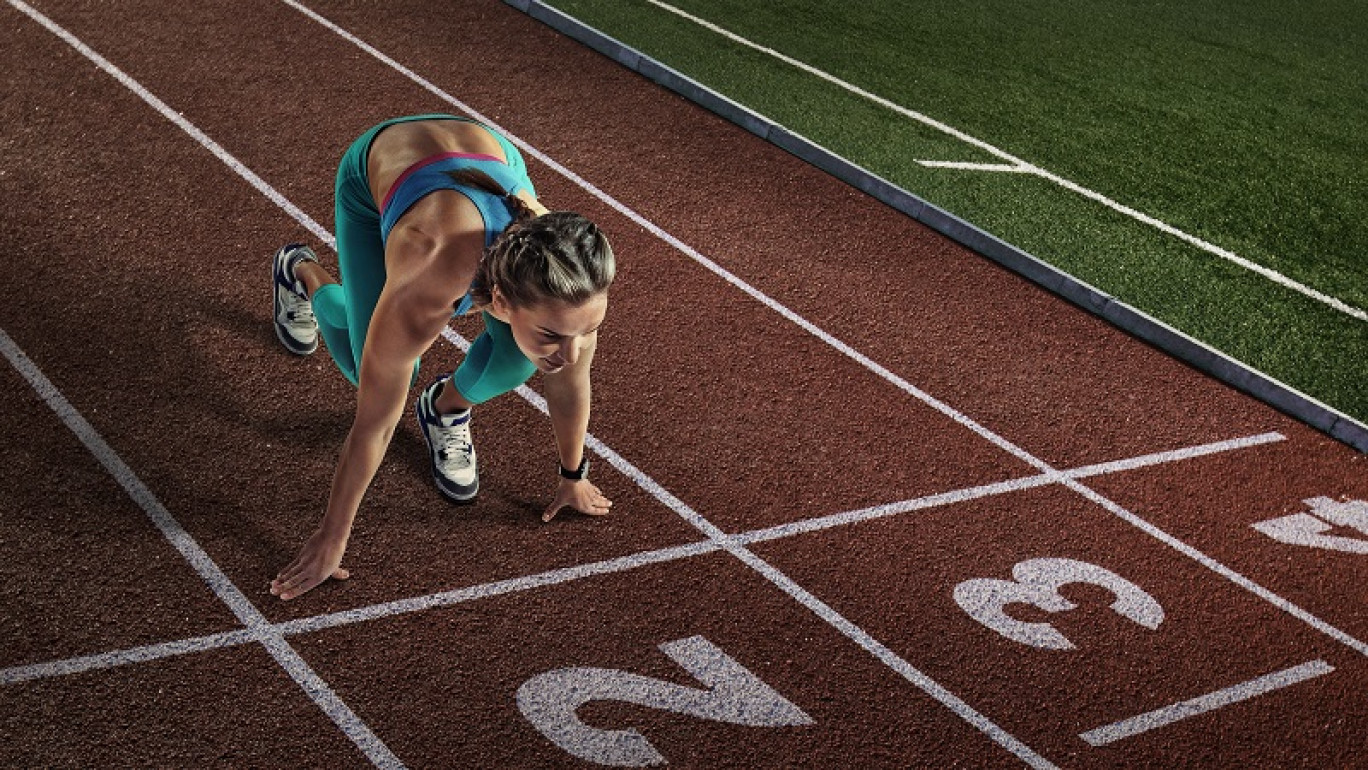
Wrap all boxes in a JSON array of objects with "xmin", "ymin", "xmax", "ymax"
[{"xmin": 268, "ymin": 114, "xmax": 615, "ymax": 601}]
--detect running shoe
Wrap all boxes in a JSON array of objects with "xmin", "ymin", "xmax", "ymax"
[
  {"xmin": 415, "ymin": 376, "xmax": 479, "ymax": 502},
  {"xmin": 272, "ymin": 243, "xmax": 319, "ymax": 355}
]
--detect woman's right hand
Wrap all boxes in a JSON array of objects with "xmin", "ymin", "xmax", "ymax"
[{"xmin": 270, "ymin": 528, "xmax": 350, "ymax": 601}]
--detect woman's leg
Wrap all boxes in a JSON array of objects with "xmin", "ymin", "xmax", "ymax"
[{"xmin": 311, "ymin": 120, "xmax": 401, "ymax": 387}]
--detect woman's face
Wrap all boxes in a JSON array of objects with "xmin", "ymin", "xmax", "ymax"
[{"xmin": 492, "ymin": 290, "xmax": 609, "ymax": 374}]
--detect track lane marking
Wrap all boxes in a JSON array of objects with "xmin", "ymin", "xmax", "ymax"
[
  {"xmin": 736, "ymin": 432, "xmax": 1289, "ymax": 544},
  {"xmin": 639, "ymin": 0, "xmax": 1367, "ymax": 322},
  {"xmin": 273, "ymin": 0, "xmax": 1368, "ymax": 665},
  {"xmin": 1078, "ymin": 659, "xmax": 1336, "ymax": 746},
  {"xmin": 1, "ymin": 430, "xmax": 1286, "ymax": 683},
  {"xmin": 0, "ymin": 629, "xmax": 261, "ymax": 686},
  {"xmin": 0, "ymin": 326, "xmax": 403, "ymax": 769}
]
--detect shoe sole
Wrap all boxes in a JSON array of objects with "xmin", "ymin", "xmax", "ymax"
[
  {"xmin": 415, "ymin": 392, "xmax": 479, "ymax": 504},
  {"xmin": 272, "ymin": 246, "xmax": 318, "ymax": 356}
]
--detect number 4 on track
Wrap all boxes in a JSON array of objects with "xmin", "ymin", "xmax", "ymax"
[
  {"xmin": 517, "ymin": 636, "xmax": 813, "ymax": 767},
  {"xmin": 1252, "ymin": 497, "xmax": 1368, "ymax": 554}
]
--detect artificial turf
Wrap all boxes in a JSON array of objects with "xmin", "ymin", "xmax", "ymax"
[{"xmin": 541, "ymin": 0, "xmax": 1368, "ymax": 428}]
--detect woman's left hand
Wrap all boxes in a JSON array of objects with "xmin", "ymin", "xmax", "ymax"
[{"xmin": 542, "ymin": 478, "xmax": 613, "ymax": 522}]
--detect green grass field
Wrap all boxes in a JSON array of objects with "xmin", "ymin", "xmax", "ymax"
[{"xmin": 540, "ymin": 0, "xmax": 1368, "ymax": 429}]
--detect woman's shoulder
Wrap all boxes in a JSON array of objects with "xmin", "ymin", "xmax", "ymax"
[{"xmin": 385, "ymin": 193, "xmax": 483, "ymax": 277}]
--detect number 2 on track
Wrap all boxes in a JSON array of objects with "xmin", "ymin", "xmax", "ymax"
[
  {"xmin": 517, "ymin": 636, "xmax": 813, "ymax": 766},
  {"xmin": 954, "ymin": 558, "xmax": 1165, "ymax": 650}
]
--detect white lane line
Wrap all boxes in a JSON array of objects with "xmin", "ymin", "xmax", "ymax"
[
  {"xmin": 0, "ymin": 0, "xmax": 335, "ymax": 250},
  {"xmin": 275, "ymin": 540, "xmax": 720, "ymax": 635},
  {"xmin": 2, "ymin": 430, "xmax": 1282, "ymax": 684},
  {"xmin": 736, "ymin": 431, "xmax": 1288, "ymax": 544},
  {"xmin": 642, "ymin": 0, "xmax": 1367, "ymax": 323},
  {"xmin": 1061, "ymin": 431, "xmax": 1287, "ymax": 479},
  {"xmin": 295, "ymin": 0, "xmax": 1368, "ymax": 664},
  {"xmin": 737, "ymin": 476, "xmax": 1057, "ymax": 545},
  {"xmin": 0, "ymin": 629, "xmax": 260, "ymax": 686},
  {"xmin": 1079, "ymin": 659, "xmax": 1336, "ymax": 746},
  {"xmin": 916, "ymin": 161, "xmax": 1031, "ymax": 173},
  {"xmin": 744, "ymin": 426, "xmax": 1285, "ymax": 541},
  {"xmin": 0, "ymin": 327, "xmax": 403, "ymax": 768}
]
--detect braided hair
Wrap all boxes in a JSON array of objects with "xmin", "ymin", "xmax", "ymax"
[{"xmin": 445, "ymin": 169, "xmax": 615, "ymax": 310}]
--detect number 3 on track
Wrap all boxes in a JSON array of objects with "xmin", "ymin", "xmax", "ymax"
[
  {"xmin": 954, "ymin": 558, "xmax": 1165, "ymax": 650},
  {"xmin": 517, "ymin": 636, "xmax": 813, "ymax": 766}
]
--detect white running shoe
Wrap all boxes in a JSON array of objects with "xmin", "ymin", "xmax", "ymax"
[
  {"xmin": 415, "ymin": 376, "xmax": 478, "ymax": 502},
  {"xmin": 272, "ymin": 243, "xmax": 319, "ymax": 355}
]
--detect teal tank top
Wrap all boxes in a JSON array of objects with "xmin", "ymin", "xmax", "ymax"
[{"xmin": 378, "ymin": 152, "xmax": 536, "ymax": 315}]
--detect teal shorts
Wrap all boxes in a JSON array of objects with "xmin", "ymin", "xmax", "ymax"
[{"xmin": 313, "ymin": 114, "xmax": 537, "ymax": 403}]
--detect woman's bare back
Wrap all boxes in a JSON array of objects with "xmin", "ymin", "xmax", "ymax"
[{"xmin": 365, "ymin": 119, "xmax": 509, "ymax": 208}]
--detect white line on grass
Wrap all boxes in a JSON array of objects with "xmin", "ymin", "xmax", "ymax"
[
  {"xmin": 282, "ymin": 0, "xmax": 1368, "ymax": 664},
  {"xmin": 0, "ymin": 430, "xmax": 1284, "ymax": 685},
  {"xmin": 1079, "ymin": 659, "xmax": 1335, "ymax": 746},
  {"xmin": 916, "ymin": 160, "xmax": 1031, "ymax": 173},
  {"xmin": 0, "ymin": 328, "xmax": 404, "ymax": 769},
  {"xmin": 642, "ymin": 0, "xmax": 1368, "ymax": 323}
]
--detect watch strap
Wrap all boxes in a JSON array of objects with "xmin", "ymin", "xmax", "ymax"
[{"xmin": 559, "ymin": 456, "xmax": 590, "ymax": 480}]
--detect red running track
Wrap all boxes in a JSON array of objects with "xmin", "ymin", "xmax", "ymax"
[{"xmin": 2, "ymin": 0, "xmax": 1365, "ymax": 766}]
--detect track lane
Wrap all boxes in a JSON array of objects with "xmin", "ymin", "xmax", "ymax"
[{"xmin": 5, "ymin": 0, "xmax": 1362, "ymax": 765}]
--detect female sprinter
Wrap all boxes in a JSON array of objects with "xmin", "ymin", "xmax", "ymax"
[{"xmin": 268, "ymin": 114, "xmax": 615, "ymax": 601}]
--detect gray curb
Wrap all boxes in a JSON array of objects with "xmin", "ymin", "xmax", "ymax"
[{"xmin": 506, "ymin": 0, "xmax": 1367, "ymax": 454}]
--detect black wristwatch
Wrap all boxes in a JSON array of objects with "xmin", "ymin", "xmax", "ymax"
[{"xmin": 559, "ymin": 456, "xmax": 590, "ymax": 481}]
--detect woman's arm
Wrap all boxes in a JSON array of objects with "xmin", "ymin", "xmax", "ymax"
[
  {"xmin": 540, "ymin": 331, "xmax": 613, "ymax": 522},
  {"xmin": 270, "ymin": 278, "xmax": 457, "ymax": 600},
  {"xmin": 273, "ymin": 198, "xmax": 484, "ymax": 599}
]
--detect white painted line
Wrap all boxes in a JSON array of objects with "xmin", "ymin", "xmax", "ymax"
[
  {"xmin": 1061, "ymin": 432, "xmax": 1287, "ymax": 479},
  {"xmin": 641, "ymin": 0, "xmax": 1366, "ymax": 323},
  {"xmin": 0, "ymin": 629, "xmax": 260, "ymax": 686},
  {"xmin": 736, "ymin": 432, "xmax": 1288, "ymax": 544},
  {"xmin": 0, "ymin": 326, "xmax": 403, "ymax": 768},
  {"xmin": 916, "ymin": 160, "xmax": 1032, "ymax": 173},
  {"xmin": 1079, "ymin": 659, "xmax": 1335, "ymax": 746},
  {"xmin": 275, "ymin": 540, "xmax": 720, "ymax": 636},
  {"xmin": 737, "ymin": 476, "xmax": 1057, "ymax": 545},
  {"xmin": 1, "ymin": 429, "xmax": 1283, "ymax": 685}
]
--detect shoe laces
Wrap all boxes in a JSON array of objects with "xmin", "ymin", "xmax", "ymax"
[
  {"xmin": 281, "ymin": 279, "xmax": 315, "ymax": 324},
  {"xmin": 285, "ymin": 301, "xmax": 314, "ymax": 325},
  {"xmin": 436, "ymin": 419, "xmax": 474, "ymax": 470}
]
